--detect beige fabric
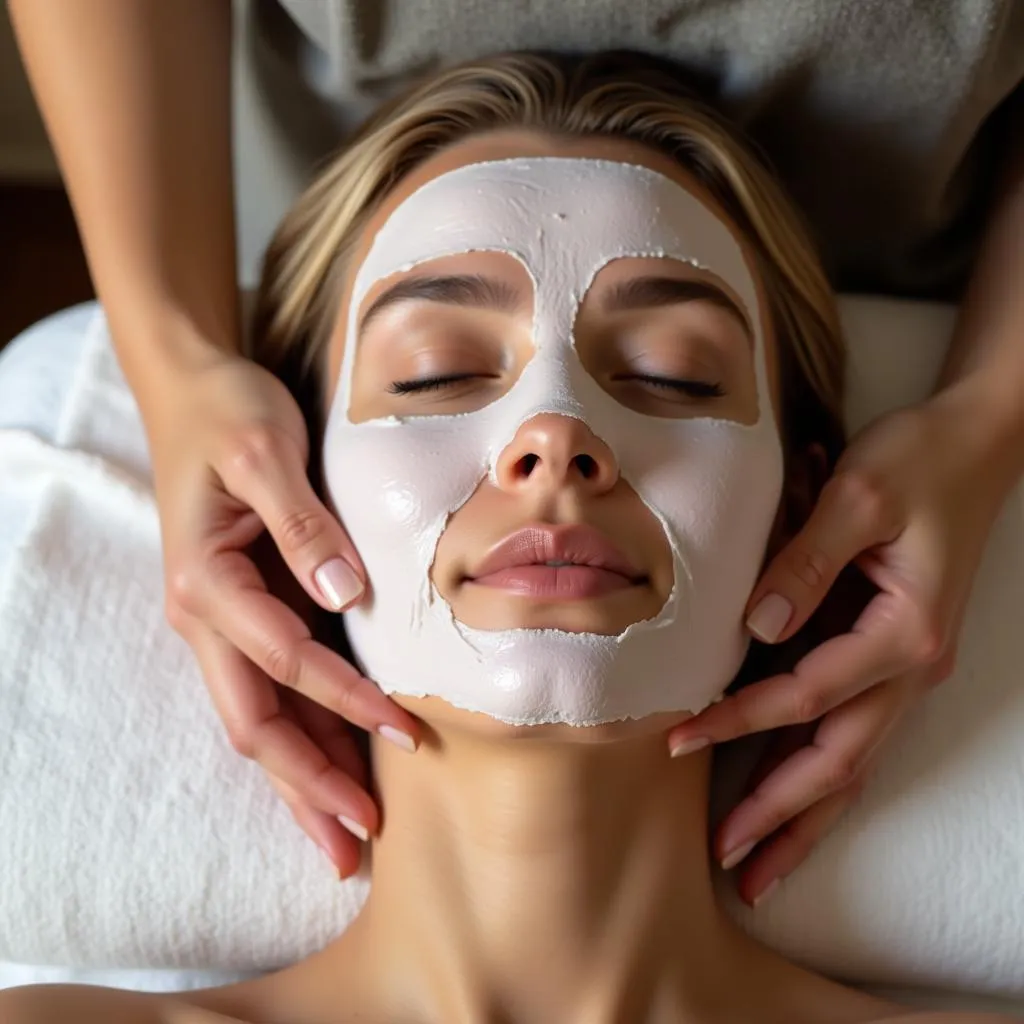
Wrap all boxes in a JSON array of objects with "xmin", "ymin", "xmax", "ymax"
[{"xmin": 240, "ymin": 0, "xmax": 1024, "ymax": 299}]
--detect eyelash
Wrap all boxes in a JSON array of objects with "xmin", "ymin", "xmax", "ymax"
[
  {"xmin": 387, "ymin": 373, "xmax": 725, "ymax": 399},
  {"xmin": 387, "ymin": 373, "xmax": 482, "ymax": 394},
  {"xmin": 618, "ymin": 373, "xmax": 725, "ymax": 399}
]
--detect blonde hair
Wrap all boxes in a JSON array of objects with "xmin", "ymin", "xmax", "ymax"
[{"xmin": 249, "ymin": 50, "xmax": 845, "ymax": 466}]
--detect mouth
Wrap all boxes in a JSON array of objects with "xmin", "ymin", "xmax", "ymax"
[{"xmin": 464, "ymin": 523, "xmax": 648, "ymax": 600}]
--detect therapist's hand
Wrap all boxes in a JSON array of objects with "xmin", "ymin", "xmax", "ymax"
[
  {"xmin": 666, "ymin": 380, "xmax": 1024, "ymax": 907},
  {"xmin": 148, "ymin": 352, "xmax": 420, "ymax": 878}
]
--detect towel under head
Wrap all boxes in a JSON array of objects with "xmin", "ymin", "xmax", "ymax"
[{"xmin": 0, "ymin": 302, "xmax": 1022, "ymax": 996}]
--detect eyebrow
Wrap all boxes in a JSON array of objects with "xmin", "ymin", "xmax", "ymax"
[
  {"xmin": 356, "ymin": 271, "xmax": 752, "ymax": 341},
  {"xmin": 599, "ymin": 276, "xmax": 751, "ymax": 338},
  {"xmin": 358, "ymin": 274, "xmax": 526, "ymax": 333}
]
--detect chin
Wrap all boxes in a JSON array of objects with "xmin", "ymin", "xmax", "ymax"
[{"xmin": 390, "ymin": 694, "xmax": 691, "ymax": 745}]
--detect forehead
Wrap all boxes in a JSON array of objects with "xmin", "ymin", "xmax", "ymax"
[{"xmin": 352, "ymin": 158, "xmax": 760, "ymax": 321}]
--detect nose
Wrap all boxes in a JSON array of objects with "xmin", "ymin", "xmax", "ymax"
[{"xmin": 493, "ymin": 414, "xmax": 619, "ymax": 496}]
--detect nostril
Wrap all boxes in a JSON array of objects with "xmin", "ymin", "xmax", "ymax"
[
  {"xmin": 574, "ymin": 454, "xmax": 598, "ymax": 479},
  {"xmin": 516, "ymin": 453, "xmax": 540, "ymax": 477},
  {"xmin": 509, "ymin": 451, "xmax": 606, "ymax": 482}
]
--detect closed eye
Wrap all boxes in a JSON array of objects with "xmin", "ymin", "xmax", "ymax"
[
  {"xmin": 387, "ymin": 373, "xmax": 494, "ymax": 394},
  {"xmin": 615, "ymin": 374, "xmax": 725, "ymax": 399},
  {"xmin": 389, "ymin": 373, "xmax": 725, "ymax": 400}
]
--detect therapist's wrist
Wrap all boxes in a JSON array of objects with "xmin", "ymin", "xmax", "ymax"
[
  {"xmin": 110, "ymin": 297, "xmax": 243, "ymax": 419},
  {"xmin": 930, "ymin": 366, "xmax": 1024, "ymax": 487}
]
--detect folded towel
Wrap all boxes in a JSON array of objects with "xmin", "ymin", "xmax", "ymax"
[{"xmin": 0, "ymin": 307, "xmax": 368, "ymax": 970}]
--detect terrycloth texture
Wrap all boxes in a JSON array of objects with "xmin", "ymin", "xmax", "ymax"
[
  {"xmin": 713, "ymin": 300, "xmax": 1024, "ymax": 997},
  {"xmin": 0, "ymin": 307, "xmax": 369, "ymax": 971},
  {"xmin": 1, "ymin": 300, "xmax": 1023, "ymax": 995},
  {"xmin": 251, "ymin": 0, "xmax": 1024, "ymax": 298},
  {"xmin": 0, "ymin": 962, "xmax": 254, "ymax": 994}
]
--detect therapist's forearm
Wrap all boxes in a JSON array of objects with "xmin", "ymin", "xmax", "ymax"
[
  {"xmin": 8, "ymin": 0, "xmax": 239, "ymax": 416},
  {"xmin": 935, "ymin": 108, "xmax": 1024, "ymax": 481}
]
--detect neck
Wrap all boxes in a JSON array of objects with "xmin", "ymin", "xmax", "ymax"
[{"xmin": 341, "ymin": 714, "xmax": 756, "ymax": 1024}]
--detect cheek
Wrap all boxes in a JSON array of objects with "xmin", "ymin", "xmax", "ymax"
[{"xmin": 430, "ymin": 479, "xmax": 491, "ymax": 589}]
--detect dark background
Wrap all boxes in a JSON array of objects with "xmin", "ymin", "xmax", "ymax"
[
  {"xmin": 1, "ymin": 7, "xmax": 94, "ymax": 355},
  {"xmin": 0, "ymin": 186, "xmax": 93, "ymax": 354}
]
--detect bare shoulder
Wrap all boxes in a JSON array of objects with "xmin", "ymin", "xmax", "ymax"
[{"xmin": 0, "ymin": 984, "xmax": 250, "ymax": 1024}]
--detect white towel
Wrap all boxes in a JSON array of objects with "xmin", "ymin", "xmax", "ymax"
[
  {"xmin": 0, "ymin": 301, "xmax": 1022, "ymax": 994},
  {"xmin": 712, "ymin": 299, "xmax": 1024, "ymax": 997},
  {"xmin": 0, "ymin": 307, "xmax": 368, "ymax": 970}
]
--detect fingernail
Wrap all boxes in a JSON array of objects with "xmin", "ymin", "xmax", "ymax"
[
  {"xmin": 315, "ymin": 558, "xmax": 364, "ymax": 611},
  {"xmin": 721, "ymin": 839, "xmax": 755, "ymax": 871},
  {"xmin": 746, "ymin": 593, "xmax": 792, "ymax": 643},
  {"xmin": 339, "ymin": 815, "xmax": 369, "ymax": 842},
  {"xmin": 753, "ymin": 877, "xmax": 780, "ymax": 908},
  {"xmin": 670, "ymin": 736, "xmax": 710, "ymax": 758},
  {"xmin": 378, "ymin": 724, "xmax": 417, "ymax": 753}
]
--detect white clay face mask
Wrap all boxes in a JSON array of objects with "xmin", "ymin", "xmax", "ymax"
[{"xmin": 322, "ymin": 158, "xmax": 784, "ymax": 726}]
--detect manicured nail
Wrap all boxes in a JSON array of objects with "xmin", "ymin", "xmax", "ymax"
[
  {"xmin": 721, "ymin": 840, "xmax": 755, "ymax": 871},
  {"xmin": 315, "ymin": 558, "xmax": 364, "ymax": 611},
  {"xmin": 753, "ymin": 877, "xmax": 780, "ymax": 908},
  {"xmin": 670, "ymin": 736, "xmax": 710, "ymax": 758},
  {"xmin": 746, "ymin": 593, "xmax": 792, "ymax": 643},
  {"xmin": 339, "ymin": 815, "xmax": 369, "ymax": 842},
  {"xmin": 378, "ymin": 724, "xmax": 417, "ymax": 753}
]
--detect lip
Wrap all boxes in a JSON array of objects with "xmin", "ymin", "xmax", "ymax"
[{"xmin": 465, "ymin": 523, "xmax": 646, "ymax": 598}]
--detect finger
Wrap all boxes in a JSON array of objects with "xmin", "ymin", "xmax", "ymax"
[
  {"xmin": 714, "ymin": 678, "xmax": 910, "ymax": 870},
  {"xmin": 733, "ymin": 784, "xmax": 860, "ymax": 908},
  {"xmin": 278, "ymin": 688, "xmax": 374, "ymax": 864},
  {"xmin": 745, "ymin": 469, "xmax": 902, "ymax": 643},
  {"xmin": 216, "ymin": 422, "xmax": 367, "ymax": 613},
  {"xmin": 179, "ymin": 549, "xmax": 419, "ymax": 745},
  {"xmin": 290, "ymin": 693, "xmax": 370, "ymax": 791},
  {"xmin": 668, "ymin": 599, "xmax": 913, "ymax": 748},
  {"xmin": 266, "ymin": 771, "xmax": 364, "ymax": 880},
  {"xmin": 189, "ymin": 621, "xmax": 381, "ymax": 833},
  {"xmin": 269, "ymin": 694, "xmax": 368, "ymax": 877},
  {"xmin": 742, "ymin": 722, "xmax": 816, "ymax": 794}
]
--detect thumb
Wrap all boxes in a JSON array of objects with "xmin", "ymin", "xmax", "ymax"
[
  {"xmin": 219, "ymin": 425, "xmax": 366, "ymax": 612},
  {"xmin": 746, "ymin": 474, "xmax": 893, "ymax": 643}
]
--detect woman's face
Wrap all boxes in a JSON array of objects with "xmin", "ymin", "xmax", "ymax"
[{"xmin": 322, "ymin": 130, "xmax": 786, "ymax": 738}]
